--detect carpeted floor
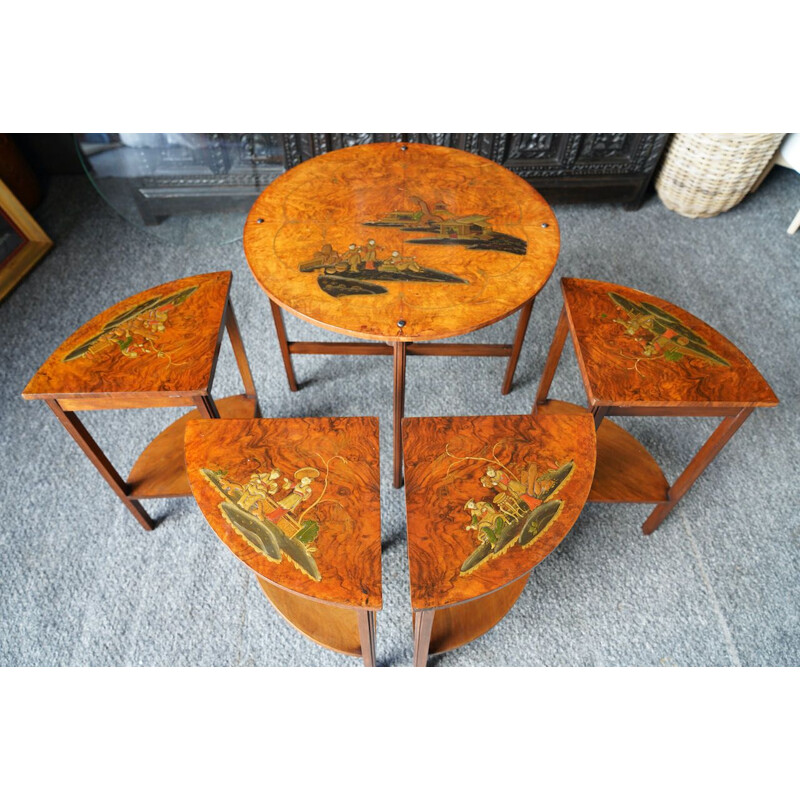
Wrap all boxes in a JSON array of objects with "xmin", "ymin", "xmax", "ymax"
[{"xmin": 1, "ymin": 167, "xmax": 797, "ymax": 667}]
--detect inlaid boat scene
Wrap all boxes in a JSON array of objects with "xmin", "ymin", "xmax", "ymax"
[
  {"xmin": 298, "ymin": 238, "xmax": 468, "ymax": 298},
  {"xmin": 200, "ymin": 454, "xmax": 348, "ymax": 582},
  {"xmin": 443, "ymin": 442, "xmax": 576, "ymax": 576},
  {"xmin": 363, "ymin": 197, "xmax": 527, "ymax": 255},
  {"xmin": 605, "ymin": 291, "xmax": 730, "ymax": 368},
  {"xmin": 63, "ymin": 286, "xmax": 198, "ymax": 362}
]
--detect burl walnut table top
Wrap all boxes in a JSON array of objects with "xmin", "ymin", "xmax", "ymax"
[
  {"xmin": 22, "ymin": 272, "xmax": 232, "ymax": 400},
  {"xmin": 561, "ymin": 278, "xmax": 779, "ymax": 408},
  {"xmin": 243, "ymin": 142, "xmax": 559, "ymax": 342},
  {"xmin": 403, "ymin": 412, "xmax": 596, "ymax": 610},
  {"xmin": 185, "ymin": 416, "xmax": 382, "ymax": 610}
]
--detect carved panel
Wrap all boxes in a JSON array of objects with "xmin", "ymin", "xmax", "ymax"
[
  {"xmin": 403, "ymin": 133, "xmax": 465, "ymax": 148},
  {"xmin": 579, "ymin": 133, "xmax": 632, "ymax": 160},
  {"xmin": 240, "ymin": 133, "xmax": 283, "ymax": 165},
  {"xmin": 507, "ymin": 134, "xmax": 560, "ymax": 161},
  {"xmin": 309, "ymin": 133, "xmax": 393, "ymax": 156},
  {"xmin": 504, "ymin": 134, "xmax": 581, "ymax": 173},
  {"xmin": 463, "ymin": 133, "xmax": 501, "ymax": 159}
]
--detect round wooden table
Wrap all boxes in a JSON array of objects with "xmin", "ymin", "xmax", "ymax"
[
  {"xmin": 244, "ymin": 142, "xmax": 560, "ymax": 487},
  {"xmin": 184, "ymin": 416, "xmax": 382, "ymax": 665},
  {"xmin": 403, "ymin": 410, "xmax": 596, "ymax": 666}
]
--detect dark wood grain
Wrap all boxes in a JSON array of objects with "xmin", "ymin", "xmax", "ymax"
[
  {"xmin": 22, "ymin": 272, "xmax": 232, "ymax": 400},
  {"xmin": 561, "ymin": 278, "xmax": 779, "ymax": 408},
  {"xmin": 244, "ymin": 142, "xmax": 560, "ymax": 343},
  {"xmin": 403, "ymin": 412, "xmax": 596, "ymax": 611},
  {"xmin": 185, "ymin": 416, "xmax": 382, "ymax": 610}
]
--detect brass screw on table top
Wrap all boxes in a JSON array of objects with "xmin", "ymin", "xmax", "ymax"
[
  {"xmin": 256, "ymin": 218, "xmax": 264, "ymax": 224},
  {"xmin": 541, "ymin": 223, "xmax": 548, "ymax": 228},
  {"xmin": 401, "ymin": 145, "xmax": 408, "ymax": 151},
  {"xmin": 397, "ymin": 320, "xmax": 406, "ymax": 328}
]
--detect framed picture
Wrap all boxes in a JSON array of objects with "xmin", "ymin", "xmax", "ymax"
[{"xmin": 0, "ymin": 178, "xmax": 52, "ymax": 302}]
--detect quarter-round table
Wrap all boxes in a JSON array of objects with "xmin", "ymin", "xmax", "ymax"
[
  {"xmin": 243, "ymin": 142, "xmax": 560, "ymax": 486},
  {"xmin": 403, "ymin": 410, "xmax": 597, "ymax": 666},
  {"xmin": 185, "ymin": 416, "xmax": 382, "ymax": 665}
]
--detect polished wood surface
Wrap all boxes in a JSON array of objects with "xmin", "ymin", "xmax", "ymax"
[
  {"xmin": 127, "ymin": 394, "xmax": 257, "ymax": 498},
  {"xmin": 244, "ymin": 142, "xmax": 559, "ymax": 343},
  {"xmin": 534, "ymin": 281, "xmax": 778, "ymax": 534},
  {"xmin": 537, "ymin": 400, "xmax": 669, "ymax": 502},
  {"xmin": 185, "ymin": 416, "xmax": 382, "ymax": 610},
  {"xmin": 427, "ymin": 573, "xmax": 530, "ymax": 656},
  {"xmin": 257, "ymin": 577, "xmax": 363, "ymax": 656},
  {"xmin": 561, "ymin": 277, "xmax": 778, "ymax": 408},
  {"xmin": 22, "ymin": 272, "xmax": 231, "ymax": 399},
  {"xmin": 403, "ymin": 412, "xmax": 596, "ymax": 611}
]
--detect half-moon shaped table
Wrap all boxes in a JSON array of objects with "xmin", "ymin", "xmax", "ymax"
[
  {"xmin": 534, "ymin": 278, "xmax": 779, "ymax": 533},
  {"xmin": 185, "ymin": 416, "xmax": 382, "ymax": 665},
  {"xmin": 403, "ymin": 411, "xmax": 596, "ymax": 666},
  {"xmin": 243, "ymin": 142, "xmax": 560, "ymax": 487},
  {"xmin": 21, "ymin": 271, "xmax": 259, "ymax": 529}
]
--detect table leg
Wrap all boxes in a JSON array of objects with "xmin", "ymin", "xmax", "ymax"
[
  {"xmin": 270, "ymin": 300, "xmax": 299, "ymax": 392},
  {"xmin": 501, "ymin": 298, "xmax": 534, "ymax": 395},
  {"xmin": 591, "ymin": 405, "xmax": 608, "ymax": 429},
  {"xmin": 532, "ymin": 305, "xmax": 569, "ymax": 413},
  {"xmin": 393, "ymin": 340, "xmax": 407, "ymax": 489},
  {"xmin": 413, "ymin": 609, "xmax": 435, "ymax": 667},
  {"xmin": 642, "ymin": 408, "xmax": 753, "ymax": 535},
  {"xmin": 225, "ymin": 301, "xmax": 260, "ymax": 416},
  {"xmin": 357, "ymin": 609, "xmax": 377, "ymax": 667},
  {"xmin": 45, "ymin": 400, "xmax": 155, "ymax": 530},
  {"xmin": 194, "ymin": 395, "xmax": 220, "ymax": 419}
]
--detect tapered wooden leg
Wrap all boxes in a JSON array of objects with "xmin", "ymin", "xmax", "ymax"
[
  {"xmin": 393, "ymin": 340, "xmax": 407, "ymax": 488},
  {"xmin": 194, "ymin": 394, "xmax": 220, "ymax": 419},
  {"xmin": 45, "ymin": 400, "xmax": 155, "ymax": 530},
  {"xmin": 642, "ymin": 408, "xmax": 753, "ymax": 535},
  {"xmin": 591, "ymin": 405, "xmax": 608, "ymax": 429},
  {"xmin": 270, "ymin": 299, "xmax": 299, "ymax": 392},
  {"xmin": 532, "ymin": 305, "xmax": 569, "ymax": 413},
  {"xmin": 413, "ymin": 609, "xmax": 435, "ymax": 667},
  {"xmin": 357, "ymin": 610, "xmax": 377, "ymax": 667},
  {"xmin": 501, "ymin": 298, "xmax": 534, "ymax": 395},
  {"xmin": 225, "ymin": 301, "xmax": 260, "ymax": 415}
]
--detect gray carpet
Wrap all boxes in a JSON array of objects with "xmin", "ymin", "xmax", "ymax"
[{"xmin": 1, "ymin": 168, "xmax": 798, "ymax": 667}]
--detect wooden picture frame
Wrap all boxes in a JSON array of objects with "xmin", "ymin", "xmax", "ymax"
[{"xmin": 0, "ymin": 178, "xmax": 52, "ymax": 302}]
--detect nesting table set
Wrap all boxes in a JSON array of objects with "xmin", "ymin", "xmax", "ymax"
[{"xmin": 23, "ymin": 143, "xmax": 778, "ymax": 667}]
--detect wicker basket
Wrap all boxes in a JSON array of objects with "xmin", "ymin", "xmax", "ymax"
[{"xmin": 655, "ymin": 133, "xmax": 784, "ymax": 218}]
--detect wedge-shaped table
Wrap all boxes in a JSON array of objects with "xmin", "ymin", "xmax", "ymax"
[
  {"xmin": 185, "ymin": 416, "xmax": 382, "ymax": 666},
  {"xmin": 534, "ymin": 278, "xmax": 779, "ymax": 533},
  {"xmin": 244, "ymin": 142, "xmax": 560, "ymax": 488},
  {"xmin": 404, "ymin": 412, "xmax": 596, "ymax": 666},
  {"xmin": 22, "ymin": 271, "xmax": 259, "ymax": 529}
]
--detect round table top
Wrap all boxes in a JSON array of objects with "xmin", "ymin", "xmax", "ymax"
[
  {"xmin": 403, "ymin": 411, "xmax": 596, "ymax": 610},
  {"xmin": 560, "ymin": 278, "xmax": 779, "ymax": 408},
  {"xmin": 243, "ymin": 142, "xmax": 560, "ymax": 342},
  {"xmin": 184, "ymin": 416, "xmax": 382, "ymax": 610}
]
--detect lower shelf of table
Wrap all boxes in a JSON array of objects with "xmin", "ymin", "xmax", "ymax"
[
  {"xmin": 127, "ymin": 394, "xmax": 258, "ymax": 499},
  {"xmin": 258, "ymin": 577, "xmax": 364, "ymax": 657},
  {"xmin": 424, "ymin": 574, "xmax": 530, "ymax": 656},
  {"xmin": 538, "ymin": 400, "xmax": 669, "ymax": 503}
]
